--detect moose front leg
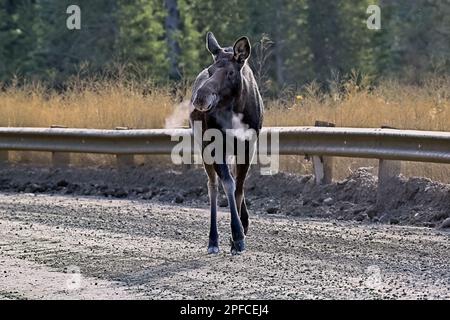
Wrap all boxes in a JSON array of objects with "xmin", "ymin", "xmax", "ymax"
[
  {"xmin": 204, "ymin": 164, "xmax": 219, "ymax": 254},
  {"xmin": 214, "ymin": 163, "xmax": 245, "ymax": 255},
  {"xmin": 235, "ymin": 162, "xmax": 251, "ymax": 235}
]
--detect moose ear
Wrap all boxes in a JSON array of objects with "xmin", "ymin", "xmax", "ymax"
[
  {"xmin": 206, "ymin": 32, "xmax": 221, "ymax": 56},
  {"xmin": 233, "ymin": 36, "xmax": 251, "ymax": 64}
]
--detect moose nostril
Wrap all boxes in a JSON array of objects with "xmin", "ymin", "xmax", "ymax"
[
  {"xmin": 193, "ymin": 91, "xmax": 216, "ymax": 111},
  {"xmin": 195, "ymin": 96, "xmax": 205, "ymax": 106}
]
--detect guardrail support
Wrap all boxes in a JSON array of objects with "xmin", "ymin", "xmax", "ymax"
[
  {"xmin": 181, "ymin": 151, "xmax": 192, "ymax": 171},
  {"xmin": 0, "ymin": 151, "xmax": 8, "ymax": 166},
  {"xmin": 376, "ymin": 126, "xmax": 402, "ymax": 208},
  {"xmin": 377, "ymin": 159, "xmax": 401, "ymax": 208},
  {"xmin": 313, "ymin": 121, "xmax": 335, "ymax": 184},
  {"xmin": 50, "ymin": 125, "xmax": 70, "ymax": 167},
  {"xmin": 115, "ymin": 127, "xmax": 135, "ymax": 168},
  {"xmin": 116, "ymin": 154, "xmax": 135, "ymax": 168},
  {"xmin": 52, "ymin": 152, "xmax": 70, "ymax": 168}
]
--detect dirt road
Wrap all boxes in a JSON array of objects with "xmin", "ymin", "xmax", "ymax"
[{"xmin": 0, "ymin": 192, "xmax": 449, "ymax": 299}]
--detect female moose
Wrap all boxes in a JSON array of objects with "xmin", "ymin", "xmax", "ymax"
[{"xmin": 190, "ymin": 32, "xmax": 264, "ymax": 255}]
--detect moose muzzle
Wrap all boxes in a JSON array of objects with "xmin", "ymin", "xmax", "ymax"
[{"xmin": 192, "ymin": 86, "xmax": 218, "ymax": 112}]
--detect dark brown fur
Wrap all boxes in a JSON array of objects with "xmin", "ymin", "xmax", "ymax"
[{"xmin": 189, "ymin": 32, "xmax": 264, "ymax": 254}]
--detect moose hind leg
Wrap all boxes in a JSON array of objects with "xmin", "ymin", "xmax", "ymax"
[
  {"xmin": 205, "ymin": 164, "xmax": 219, "ymax": 254},
  {"xmin": 214, "ymin": 163, "xmax": 245, "ymax": 255}
]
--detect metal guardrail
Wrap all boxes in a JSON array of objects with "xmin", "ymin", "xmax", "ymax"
[
  {"xmin": 0, "ymin": 126, "xmax": 449, "ymax": 163},
  {"xmin": 273, "ymin": 127, "xmax": 450, "ymax": 163},
  {"xmin": 1, "ymin": 125, "xmax": 449, "ymax": 206}
]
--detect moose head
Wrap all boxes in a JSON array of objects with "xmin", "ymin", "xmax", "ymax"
[{"xmin": 192, "ymin": 32, "xmax": 251, "ymax": 112}]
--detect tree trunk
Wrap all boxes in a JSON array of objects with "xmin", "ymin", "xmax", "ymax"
[
  {"xmin": 307, "ymin": 0, "xmax": 341, "ymax": 84},
  {"xmin": 274, "ymin": 2, "xmax": 284, "ymax": 87},
  {"xmin": 164, "ymin": 0, "xmax": 181, "ymax": 80}
]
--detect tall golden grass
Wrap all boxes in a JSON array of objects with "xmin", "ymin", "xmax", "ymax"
[
  {"xmin": 266, "ymin": 77, "xmax": 449, "ymax": 131},
  {"xmin": 0, "ymin": 81, "xmax": 174, "ymax": 129},
  {"xmin": 0, "ymin": 77, "xmax": 449, "ymax": 182}
]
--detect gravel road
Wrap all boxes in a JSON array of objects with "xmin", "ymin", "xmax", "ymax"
[{"xmin": 0, "ymin": 193, "xmax": 449, "ymax": 300}]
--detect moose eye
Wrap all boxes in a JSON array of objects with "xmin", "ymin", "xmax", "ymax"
[{"xmin": 227, "ymin": 70, "xmax": 235, "ymax": 77}]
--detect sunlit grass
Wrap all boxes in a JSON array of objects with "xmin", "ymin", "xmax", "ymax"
[
  {"xmin": 0, "ymin": 80, "xmax": 174, "ymax": 129},
  {"xmin": 265, "ymin": 77, "xmax": 449, "ymax": 131}
]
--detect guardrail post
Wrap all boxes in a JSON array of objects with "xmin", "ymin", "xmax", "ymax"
[
  {"xmin": 50, "ymin": 125, "xmax": 70, "ymax": 168},
  {"xmin": 181, "ymin": 150, "xmax": 192, "ymax": 171},
  {"xmin": 117, "ymin": 154, "xmax": 135, "ymax": 168},
  {"xmin": 377, "ymin": 159, "xmax": 401, "ymax": 207},
  {"xmin": 376, "ymin": 126, "xmax": 402, "ymax": 208},
  {"xmin": 180, "ymin": 132, "xmax": 189, "ymax": 171},
  {"xmin": 312, "ymin": 121, "xmax": 335, "ymax": 184},
  {"xmin": 115, "ymin": 127, "xmax": 135, "ymax": 169},
  {"xmin": 0, "ymin": 151, "xmax": 8, "ymax": 166}
]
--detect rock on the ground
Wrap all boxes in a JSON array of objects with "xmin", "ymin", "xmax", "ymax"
[
  {"xmin": 266, "ymin": 207, "xmax": 279, "ymax": 214},
  {"xmin": 439, "ymin": 217, "xmax": 450, "ymax": 229}
]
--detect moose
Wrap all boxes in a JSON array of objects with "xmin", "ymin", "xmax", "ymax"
[{"xmin": 190, "ymin": 32, "xmax": 264, "ymax": 255}]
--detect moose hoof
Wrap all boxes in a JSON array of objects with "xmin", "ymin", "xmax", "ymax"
[
  {"xmin": 230, "ymin": 237, "xmax": 246, "ymax": 255},
  {"xmin": 207, "ymin": 245, "xmax": 220, "ymax": 254}
]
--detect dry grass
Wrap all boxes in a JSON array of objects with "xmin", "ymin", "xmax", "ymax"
[
  {"xmin": 265, "ymin": 77, "xmax": 450, "ymax": 131},
  {"xmin": 0, "ymin": 81, "xmax": 174, "ymax": 129},
  {"xmin": 1, "ymin": 77, "xmax": 449, "ymax": 182}
]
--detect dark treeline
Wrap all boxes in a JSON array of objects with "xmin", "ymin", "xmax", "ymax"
[{"xmin": 0, "ymin": 0, "xmax": 449, "ymax": 94}]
